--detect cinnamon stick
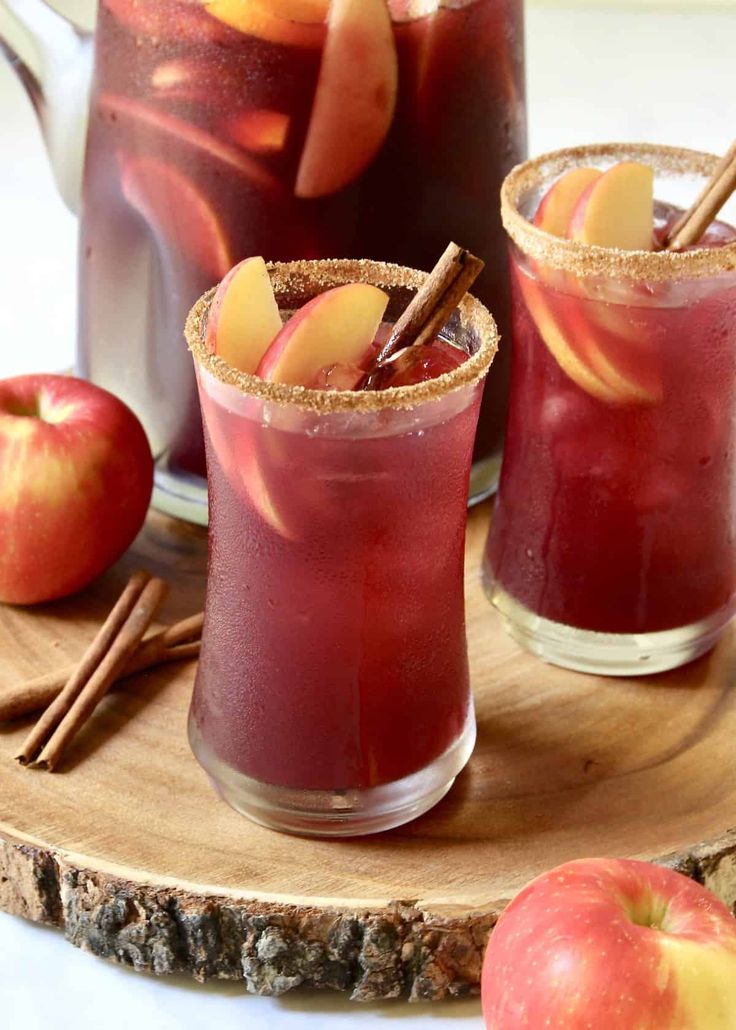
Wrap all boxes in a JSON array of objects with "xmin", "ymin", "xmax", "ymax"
[
  {"xmin": 0, "ymin": 610, "xmax": 202, "ymax": 722},
  {"xmin": 135, "ymin": 612, "xmax": 203, "ymax": 659},
  {"xmin": 363, "ymin": 242, "xmax": 485, "ymax": 388},
  {"xmin": 665, "ymin": 140, "xmax": 736, "ymax": 251},
  {"xmin": 15, "ymin": 571, "xmax": 152, "ymax": 765},
  {"xmin": 33, "ymin": 576, "xmax": 169, "ymax": 771}
]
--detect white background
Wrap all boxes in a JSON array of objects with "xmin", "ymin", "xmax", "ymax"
[{"xmin": 1, "ymin": 1, "xmax": 735, "ymax": 1026}]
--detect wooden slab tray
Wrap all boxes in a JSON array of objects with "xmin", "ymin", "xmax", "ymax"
[{"xmin": 1, "ymin": 503, "xmax": 736, "ymax": 1002}]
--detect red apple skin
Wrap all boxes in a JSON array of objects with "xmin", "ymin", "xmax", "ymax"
[
  {"xmin": 0, "ymin": 375, "xmax": 153, "ymax": 605},
  {"xmin": 481, "ymin": 858, "xmax": 736, "ymax": 1029},
  {"xmin": 256, "ymin": 283, "xmax": 388, "ymax": 385},
  {"xmin": 533, "ymin": 166, "xmax": 602, "ymax": 237}
]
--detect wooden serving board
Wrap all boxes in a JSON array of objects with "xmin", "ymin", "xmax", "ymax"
[{"xmin": 1, "ymin": 503, "xmax": 736, "ymax": 1002}]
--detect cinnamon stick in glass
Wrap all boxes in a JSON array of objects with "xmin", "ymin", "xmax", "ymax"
[
  {"xmin": 362, "ymin": 242, "xmax": 484, "ymax": 388},
  {"xmin": 665, "ymin": 140, "xmax": 736, "ymax": 251}
]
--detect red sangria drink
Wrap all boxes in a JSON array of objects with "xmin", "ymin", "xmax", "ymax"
[
  {"xmin": 185, "ymin": 258, "xmax": 497, "ymax": 835},
  {"xmin": 485, "ymin": 144, "xmax": 736, "ymax": 675},
  {"xmin": 79, "ymin": 0, "xmax": 525, "ymax": 523}
]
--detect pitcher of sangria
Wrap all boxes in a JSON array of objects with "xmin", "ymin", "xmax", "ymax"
[{"xmin": 0, "ymin": 0, "xmax": 526, "ymax": 522}]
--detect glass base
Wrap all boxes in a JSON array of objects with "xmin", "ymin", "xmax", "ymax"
[
  {"xmin": 485, "ymin": 573, "xmax": 735, "ymax": 677},
  {"xmin": 469, "ymin": 452, "xmax": 501, "ymax": 505},
  {"xmin": 188, "ymin": 707, "xmax": 476, "ymax": 837},
  {"xmin": 152, "ymin": 462, "xmax": 208, "ymax": 526}
]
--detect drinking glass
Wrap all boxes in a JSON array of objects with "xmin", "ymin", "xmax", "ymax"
[
  {"xmin": 186, "ymin": 259, "xmax": 497, "ymax": 835},
  {"xmin": 485, "ymin": 144, "xmax": 736, "ymax": 675}
]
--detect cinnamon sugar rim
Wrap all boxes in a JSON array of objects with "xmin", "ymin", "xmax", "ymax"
[
  {"xmin": 185, "ymin": 259, "xmax": 498, "ymax": 414},
  {"xmin": 502, "ymin": 142, "xmax": 736, "ymax": 282}
]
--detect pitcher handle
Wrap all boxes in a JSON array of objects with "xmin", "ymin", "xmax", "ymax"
[
  {"xmin": 0, "ymin": 0, "xmax": 94, "ymax": 213},
  {"xmin": 0, "ymin": 2, "xmax": 45, "ymax": 116}
]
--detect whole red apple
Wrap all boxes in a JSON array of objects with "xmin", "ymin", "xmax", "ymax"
[
  {"xmin": 482, "ymin": 857, "xmax": 736, "ymax": 1029},
  {"xmin": 0, "ymin": 374, "xmax": 153, "ymax": 605}
]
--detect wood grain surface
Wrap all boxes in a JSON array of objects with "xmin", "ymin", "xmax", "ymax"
[{"xmin": 1, "ymin": 503, "xmax": 736, "ymax": 1001}]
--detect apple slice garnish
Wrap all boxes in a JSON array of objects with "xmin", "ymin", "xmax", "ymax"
[
  {"xmin": 515, "ymin": 269, "xmax": 621, "ymax": 405},
  {"xmin": 205, "ymin": 257, "xmax": 283, "ymax": 372},
  {"xmin": 235, "ymin": 431, "xmax": 294, "ymax": 539},
  {"xmin": 531, "ymin": 167, "xmax": 604, "ymax": 296},
  {"xmin": 295, "ymin": 0, "xmax": 399, "ymax": 198},
  {"xmin": 534, "ymin": 167, "xmax": 603, "ymax": 237},
  {"xmin": 118, "ymin": 154, "xmax": 232, "ymax": 280},
  {"xmin": 98, "ymin": 94, "xmax": 279, "ymax": 192},
  {"xmin": 226, "ymin": 110, "xmax": 291, "ymax": 154},
  {"xmin": 554, "ymin": 277, "xmax": 662, "ymax": 404},
  {"xmin": 203, "ymin": 0, "xmax": 326, "ymax": 47},
  {"xmin": 519, "ymin": 160, "xmax": 662, "ymax": 403},
  {"xmin": 582, "ymin": 329, "xmax": 662, "ymax": 404},
  {"xmin": 257, "ymin": 283, "xmax": 389, "ymax": 385},
  {"xmin": 569, "ymin": 161, "xmax": 654, "ymax": 250},
  {"xmin": 200, "ymin": 377, "xmax": 294, "ymax": 539},
  {"xmin": 516, "ymin": 268, "xmax": 661, "ymax": 405}
]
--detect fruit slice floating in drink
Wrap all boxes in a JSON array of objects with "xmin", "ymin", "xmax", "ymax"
[
  {"xmin": 526, "ymin": 159, "xmax": 663, "ymax": 404},
  {"xmin": 295, "ymin": 0, "xmax": 399, "ymax": 198},
  {"xmin": 150, "ymin": 57, "xmax": 252, "ymax": 105},
  {"xmin": 513, "ymin": 270, "xmax": 622, "ymax": 405},
  {"xmin": 119, "ymin": 153, "xmax": 232, "ymax": 280},
  {"xmin": 203, "ymin": 0, "xmax": 327, "ymax": 47},
  {"xmin": 225, "ymin": 111, "xmax": 291, "ymax": 154},
  {"xmin": 100, "ymin": 94, "xmax": 280, "ymax": 191},
  {"xmin": 202, "ymin": 399, "xmax": 295, "ymax": 539}
]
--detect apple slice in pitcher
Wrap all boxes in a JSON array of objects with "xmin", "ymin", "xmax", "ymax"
[
  {"xmin": 106, "ymin": 0, "xmax": 231, "ymax": 44},
  {"xmin": 295, "ymin": 0, "xmax": 399, "ymax": 198},
  {"xmin": 151, "ymin": 57, "xmax": 250, "ymax": 105},
  {"xmin": 225, "ymin": 110, "xmax": 291, "ymax": 154},
  {"xmin": 203, "ymin": 0, "xmax": 326, "ymax": 47},
  {"xmin": 206, "ymin": 257, "xmax": 283, "ymax": 372},
  {"xmin": 119, "ymin": 154, "xmax": 232, "ymax": 280},
  {"xmin": 257, "ymin": 283, "xmax": 389, "ymax": 384},
  {"xmin": 100, "ymin": 94, "xmax": 279, "ymax": 191}
]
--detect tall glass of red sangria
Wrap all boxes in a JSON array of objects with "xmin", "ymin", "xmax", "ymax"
[
  {"xmin": 81, "ymin": 0, "xmax": 524, "ymax": 522},
  {"xmin": 485, "ymin": 144, "xmax": 736, "ymax": 675},
  {"xmin": 186, "ymin": 258, "xmax": 497, "ymax": 835}
]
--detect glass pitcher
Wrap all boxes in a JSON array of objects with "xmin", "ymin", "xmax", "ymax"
[{"xmin": 1, "ymin": 0, "xmax": 526, "ymax": 524}]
